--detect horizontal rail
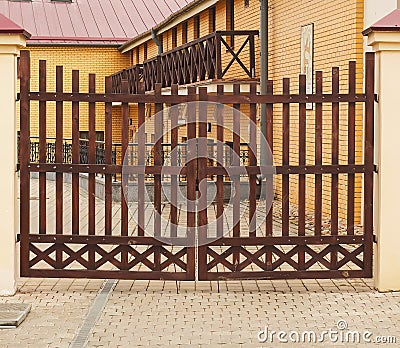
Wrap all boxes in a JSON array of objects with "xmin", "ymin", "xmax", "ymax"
[
  {"xmin": 25, "ymin": 163, "xmax": 375, "ymax": 175},
  {"xmin": 27, "ymin": 92, "xmax": 368, "ymax": 104},
  {"xmin": 28, "ymin": 234, "xmax": 193, "ymax": 246},
  {"xmin": 28, "ymin": 234, "xmax": 365, "ymax": 246},
  {"xmin": 25, "ymin": 269, "xmax": 192, "ymax": 280},
  {"xmin": 203, "ymin": 270, "xmax": 368, "ymax": 280}
]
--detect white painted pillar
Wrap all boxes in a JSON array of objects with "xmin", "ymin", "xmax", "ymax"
[
  {"xmin": 0, "ymin": 33, "xmax": 28, "ymax": 296},
  {"xmin": 366, "ymin": 28, "xmax": 400, "ymax": 292}
]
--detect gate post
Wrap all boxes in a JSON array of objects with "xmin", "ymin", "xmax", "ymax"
[
  {"xmin": 0, "ymin": 15, "xmax": 30, "ymax": 296},
  {"xmin": 364, "ymin": 9, "xmax": 400, "ymax": 292}
]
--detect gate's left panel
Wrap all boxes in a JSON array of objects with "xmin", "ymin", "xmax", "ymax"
[{"xmin": 19, "ymin": 51, "xmax": 195, "ymax": 280}]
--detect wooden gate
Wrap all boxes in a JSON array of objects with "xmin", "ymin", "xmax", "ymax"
[{"xmin": 19, "ymin": 50, "xmax": 375, "ymax": 280}]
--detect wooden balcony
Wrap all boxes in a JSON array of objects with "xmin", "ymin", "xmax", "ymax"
[{"xmin": 110, "ymin": 30, "xmax": 258, "ymax": 93}]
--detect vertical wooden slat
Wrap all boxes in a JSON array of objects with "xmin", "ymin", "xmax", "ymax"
[
  {"xmin": 347, "ymin": 61, "xmax": 356, "ymax": 235},
  {"xmin": 266, "ymin": 80, "xmax": 274, "ymax": 237},
  {"xmin": 121, "ymin": 79, "xmax": 130, "ymax": 270},
  {"xmin": 88, "ymin": 74, "xmax": 96, "ymax": 236},
  {"xmin": 104, "ymin": 76, "xmax": 112, "ymax": 235},
  {"xmin": 364, "ymin": 52, "xmax": 375, "ymax": 276},
  {"xmin": 121, "ymin": 80, "xmax": 129, "ymax": 238},
  {"xmin": 72, "ymin": 70, "xmax": 80, "ymax": 235},
  {"xmin": 88, "ymin": 74, "xmax": 96, "ymax": 270},
  {"xmin": 186, "ymin": 86, "xmax": 197, "ymax": 280},
  {"xmin": 314, "ymin": 71, "xmax": 323, "ymax": 236},
  {"xmin": 216, "ymin": 85, "xmax": 224, "ymax": 239},
  {"xmin": 265, "ymin": 80, "xmax": 274, "ymax": 270},
  {"xmin": 121, "ymin": 80, "xmax": 129, "ymax": 242},
  {"xmin": 154, "ymin": 84, "xmax": 163, "ymax": 236},
  {"xmin": 170, "ymin": 85, "xmax": 179, "ymax": 238},
  {"xmin": 249, "ymin": 83, "xmax": 257, "ymax": 237},
  {"xmin": 198, "ymin": 87, "xmax": 208, "ymax": 280},
  {"xmin": 331, "ymin": 67, "xmax": 340, "ymax": 270},
  {"xmin": 282, "ymin": 78, "xmax": 290, "ymax": 237},
  {"xmin": 19, "ymin": 50, "xmax": 31, "ymax": 276},
  {"xmin": 55, "ymin": 66, "xmax": 64, "ymax": 268},
  {"xmin": 137, "ymin": 82, "xmax": 146, "ymax": 237},
  {"xmin": 298, "ymin": 74, "xmax": 307, "ymax": 270},
  {"xmin": 232, "ymin": 84, "xmax": 241, "ymax": 270},
  {"xmin": 39, "ymin": 60, "xmax": 47, "ymax": 235},
  {"xmin": 154, "ymin": 83, "xmax": 163, "ymax": 272}
]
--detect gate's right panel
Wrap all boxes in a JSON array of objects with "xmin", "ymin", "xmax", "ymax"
[{"xmin": 198, "ymin": 53, "xmax": 375, "ymax": 280}]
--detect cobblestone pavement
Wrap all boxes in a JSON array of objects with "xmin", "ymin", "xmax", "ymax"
[{"xmin": 0, "ymin": 278, "xmax": 399, "ymax": 347}]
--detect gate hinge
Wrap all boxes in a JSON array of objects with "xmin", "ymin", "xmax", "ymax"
[
  {"xmin": 16, "ymin": 93, "xmax": 20, "ymax": 102},
  {"xmin": 16, "ymin": 163, "xmax": 20, "ymax": 172},
  {"xmin": 373, "ymin": 234, "xmax": 377, "ymax": 244},
  {"xmin": 374, "ymin": 94, "xmax": 379, "ymax": 103},
  {"xmin": 374, "ymin": 164, "xmax": 378, "ymax": 173},
  {"xmin": 16, "ymin": 234, "xmax": 20, "ymax": 243}
]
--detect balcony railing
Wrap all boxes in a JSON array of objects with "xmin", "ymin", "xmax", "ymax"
[
  {"xmin": 111, "ymin": 64, "xmax": 143, "ymax": 94},
  {"xmin": 110, "ymin": 30, "xmax": 258, "ymax": 93}
]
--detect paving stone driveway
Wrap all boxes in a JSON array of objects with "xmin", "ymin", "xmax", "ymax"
[{"xmin": 0, "ymin": 278, "xmax": 399, "ymax": 347}]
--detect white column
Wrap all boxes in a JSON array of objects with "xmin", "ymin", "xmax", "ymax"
[
  {"xmin": 0, "ymin": 34, "xmax": 27, "ymax": 296},
  {"xmin": 367, "ymin": 31, "xmax": 400, "ymax": 292}
]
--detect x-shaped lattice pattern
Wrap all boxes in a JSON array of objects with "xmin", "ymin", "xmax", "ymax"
[
  {"xmin": 29, "ymin": 243, "xmax": 189, "ymax": 272},
  {"xmin": 206, "ymin": 244, "xmax": 365, "ymax": 272}
]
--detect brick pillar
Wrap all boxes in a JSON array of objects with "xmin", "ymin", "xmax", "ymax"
[
  {"xmin": 364, "ymin": 10, "xmax": 400, "ymax": 292},
  {"xmin": 0, "ymin": 15, "xmax": 30, "ymax": 296}
]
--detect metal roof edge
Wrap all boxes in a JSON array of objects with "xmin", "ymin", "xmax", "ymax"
[
  {"xmin": 29, "ymin": 36, "xmax": 129, "ymax": 42},
  {"xmin": 27, "ymin": 42, "xmax": 122, "ymax": 47}
]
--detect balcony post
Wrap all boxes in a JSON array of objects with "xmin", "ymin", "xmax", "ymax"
[
  {"xmin": 134, "ymin": 65, "xmax": 141, "ymax": 94},
  {"xmin": 156, "ymin": 55, "xmax": 162, "ymax": 88},
  {"xmin": 249, "ymin": 33, "xmax": 256, "ymax": 78},
  {"xmin": 216, "ymin": 32, "xmax": 223, "ymax": 79}
]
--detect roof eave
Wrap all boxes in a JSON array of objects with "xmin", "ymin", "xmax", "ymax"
[
  {"xmin": 363, "ymin": 9, "xmax": 400, "ymax": 36},
  {"xmin": 363, "ymin": 27, "xmax": 400, "ymax": 36},
  {"xmin": 0, "ymin": 28, "xmax": 31, "ymax": 39}
]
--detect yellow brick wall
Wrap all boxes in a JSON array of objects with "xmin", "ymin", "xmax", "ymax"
[
  {"xmin": 177, "ymin": 23, "xmax": 184, "ymax": 47},
  {"xmin": 200, "ymin": 8, "xmax": 210, "ymax": 37},
  {"xmin": 187, "ymin": 16, "xmax": 196, "ymax": 42},
  {"xmin": 163, "ymin": 30, "xmax": 172, "ymax": 52},
  {"xmin": 25, "ymin": 46, "xmax": 130, "ymax": 145},
  {"xmin": 264, "ymin": 0, "xmax": 365, "ymax": 222}
]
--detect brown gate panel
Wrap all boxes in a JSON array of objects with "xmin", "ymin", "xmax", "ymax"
[
  {"xmin": 19, "ymin": 50, "xmax": 195, "ymax": 280},
  {"xmin": 198, "ymin": 53, "xmax": 375, "ymax": 280},
  {"xmin": 19, "ymin": 50, "xmax": 375, "ymax": 281}
]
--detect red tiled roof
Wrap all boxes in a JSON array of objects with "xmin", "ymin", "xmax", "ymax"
[
  {"xmin": 0, "ymin": 12, "xmax": 30, "ymax": 37},
  {"xmin": 0, "ymin": 0, "xmax": 191, "ymax": 45},
  {"xmin": 363, "ymin": 9, "xmax": 400, "ymax": 36}
]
